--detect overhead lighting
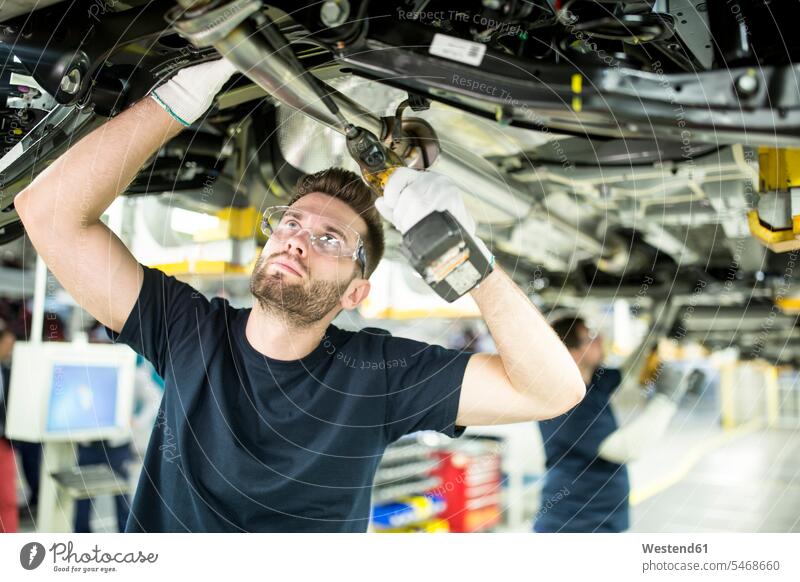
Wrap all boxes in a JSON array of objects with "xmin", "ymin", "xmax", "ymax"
[{"xmin": 170, "ymin": 208, "xmax": 220, "ymax": 235}]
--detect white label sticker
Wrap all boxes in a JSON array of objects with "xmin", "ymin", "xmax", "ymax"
[
  {"xmin": 445, "ymin": 261, "xmax": 481, "ymax": 296},
  {"xmin": 429, "ymin": 33, "xmax": 486, "ymax": 67}
]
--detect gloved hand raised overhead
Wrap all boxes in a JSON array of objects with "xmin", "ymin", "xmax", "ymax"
[
  {"xmin": 375, "ymin": 167, "xmax": 493, "ymax": 262},
  {"xmin": 150, "ymin": 58, "xmax": 238, "ymax": 127}
]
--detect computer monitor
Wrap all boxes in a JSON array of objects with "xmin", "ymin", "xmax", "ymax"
[{"xmin": 4, "ymin": 341, "xmax": 137, "ymax": 442}]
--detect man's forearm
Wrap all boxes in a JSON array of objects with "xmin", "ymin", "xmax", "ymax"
[
  {"xmin": 15, "ymin": 97, "xmax": 184, "ymax": 225},
  {"xmin": 470, "ymin": 266, "xmax": 586, "ymax": 411}
]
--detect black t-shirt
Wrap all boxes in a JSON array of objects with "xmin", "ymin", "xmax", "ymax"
[{"xmin": 106, "ymin": 265, "xmax": 471, "ymax": 532}]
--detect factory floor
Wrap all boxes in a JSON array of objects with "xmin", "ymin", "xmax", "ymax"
[
  {"xmin": 629, "ymin": 411, "xmax": 800, "ymax": 533},
  {"xmin": 499, "ymin": 403, "xmax": 800, "ymax": 533}
]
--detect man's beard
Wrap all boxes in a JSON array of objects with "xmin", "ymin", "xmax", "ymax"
[{"xmin": 249, "ymin": 253, "xmax": 353, "ymax": 328}]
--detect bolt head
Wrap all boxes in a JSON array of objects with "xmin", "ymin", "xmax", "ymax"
[
  {"xmin": 736, "ymin": 73, "xmax": 759, "ymax": 97},
  {"xmin": 59, "ymin": 69, "xmax": 82, "ymax": 95}
]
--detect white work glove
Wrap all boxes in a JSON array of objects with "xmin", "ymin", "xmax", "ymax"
[
  {"xmin": 150, "ymin": 58, "xmax": 238, "ymax": 126},
  {"xmin": 375, "ymin": 167, "xmax": 493, "ymax": 262}
]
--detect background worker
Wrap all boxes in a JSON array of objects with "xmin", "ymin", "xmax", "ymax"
[
  {"xmin": 535, "ymin": 315, "xmax": 691, "ymax": 533},
  {"xmin": 0, "ymin": 323, "xmax": 17, "ymax": 532}
]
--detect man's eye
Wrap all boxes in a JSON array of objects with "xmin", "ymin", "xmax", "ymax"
[
  {"xmin": 319, "ymin": 234, "xmax": 341, "ymax": 246},
  {"xmin": 284, "ymin": 219, "xmax": 301, "ymax": 229}
]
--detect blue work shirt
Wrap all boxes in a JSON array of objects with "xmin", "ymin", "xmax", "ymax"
[
  {"xmin": 534, "ymin": 367, "xmax": 630, "ymax": 532},
  {"xmin": 106, "ymin": 265, "xmax": 470, "ymax": 532}
]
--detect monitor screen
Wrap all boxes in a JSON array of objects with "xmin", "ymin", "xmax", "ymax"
[{"xmin": 45, "ymin": 364, "xmax": 119, "ymax": 433}]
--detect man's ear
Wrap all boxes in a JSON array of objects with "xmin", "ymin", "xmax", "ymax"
[{"xmin": 341, "ymin": 278, "xmax": 371, "ymax": 310}]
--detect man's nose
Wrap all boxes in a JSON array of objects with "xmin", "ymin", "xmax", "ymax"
[{"xmin": 283, "ymin": 228, "xmax": 311, "ymax": 257}]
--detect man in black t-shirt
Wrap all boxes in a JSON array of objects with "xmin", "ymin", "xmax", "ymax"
[{"xmin": 15, "ymin": 59, "xmax": 586, "ymax": 532}]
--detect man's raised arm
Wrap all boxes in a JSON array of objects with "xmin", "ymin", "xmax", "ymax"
[
  {"xmin": 13, "ymin": 59, "xmax": 236, "ymax": 333},
  {"xmin": 375, "ymin": 168, "xmax": 586, "ymax": 426}
]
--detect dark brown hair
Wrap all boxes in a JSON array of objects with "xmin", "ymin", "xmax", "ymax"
[
  {"xmin": 550, "ymin": 316, "xmax": 588, "ymax": 350},
  {"xmin": 290, "ymin": 167, "xmax": 385, "ymax": 278}
]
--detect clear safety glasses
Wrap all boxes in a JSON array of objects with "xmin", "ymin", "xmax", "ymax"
[{"xmin": 261, "ymin": 205, "xmax": 367, "ymax": 276}]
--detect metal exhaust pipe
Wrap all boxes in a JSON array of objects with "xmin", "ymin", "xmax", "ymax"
[{"xmin": 171, "ymin": 0, "xmax": 609, "ymax": 256}]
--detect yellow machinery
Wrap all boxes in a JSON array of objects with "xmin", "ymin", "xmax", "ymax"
[
  {"xmin": 748, "ymin": 147, "xmax": 800, "ymax": 252},
  {"xmin": 152, "ymin": 206, "xmax": 262, "ymax": 277}
]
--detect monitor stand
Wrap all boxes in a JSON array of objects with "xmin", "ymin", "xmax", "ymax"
[
  {"xmin": 37, "ymin": 441, "xmax": 77, "ymax": 533},
  {"xmin": 36, "ymin": 442, "xmax": 132, "ymax": 532}
]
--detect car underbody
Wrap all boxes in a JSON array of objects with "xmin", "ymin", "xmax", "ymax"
[{"xmin": 2, "ymin": 0, "xmax": 800, "ymax": 363}]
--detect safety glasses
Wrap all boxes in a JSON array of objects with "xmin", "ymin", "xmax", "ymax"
[{"xmin": 261, "ymin": 205, "xmax": 367, "ymax": 276}]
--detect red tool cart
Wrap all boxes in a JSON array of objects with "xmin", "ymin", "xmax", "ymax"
[{"xmin": 431, "ymin": 441, "xmax": 503, "ymax": 533}]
